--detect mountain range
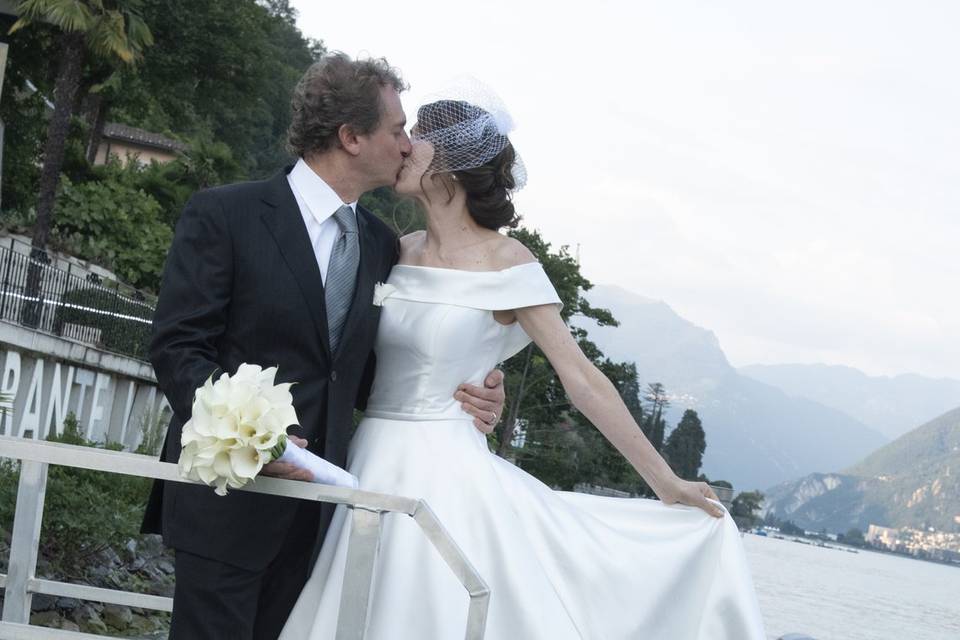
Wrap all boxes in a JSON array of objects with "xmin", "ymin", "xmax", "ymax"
[
  {"xmin": 761, "ymin": 406, "xmax": 960, "ymax": 533},
  {"xmin": 580, "ymin": 285, "xmax": 889, "ymax": 491},
  {"xmin": 738, "ymin": 363, "xmax": 960, "ymax": 440}
]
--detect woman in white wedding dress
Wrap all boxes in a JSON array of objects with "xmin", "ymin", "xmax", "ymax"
[{"xmin": 281, "ymin": 92, "xmax": 765, "ymax": 639}]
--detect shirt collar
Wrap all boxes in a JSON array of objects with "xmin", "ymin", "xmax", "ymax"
[{"xmin": 288, "ymin": 158, "xmax": 358, "ymax": 225}]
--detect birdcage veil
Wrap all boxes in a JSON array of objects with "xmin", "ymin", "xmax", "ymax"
[{"xmin": 412, "ymin": 77, "xmax": 527, "ymax": 190}]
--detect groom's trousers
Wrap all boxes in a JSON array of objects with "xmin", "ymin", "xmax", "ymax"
[{"xmin": 169, "ymin": 500, "xmax": 322, "ymax": 640}]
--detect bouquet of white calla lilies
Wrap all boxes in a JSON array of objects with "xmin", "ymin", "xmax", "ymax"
[{"xmin": 179, "ymin": 363, "xmax": 358, "ymax": 495}]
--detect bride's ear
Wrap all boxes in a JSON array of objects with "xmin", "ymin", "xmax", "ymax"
[{"xmin": 433, "ymin": 173, "xmax": 459, "ymax": 201}]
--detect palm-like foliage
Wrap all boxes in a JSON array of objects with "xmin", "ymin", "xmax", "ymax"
[
  {"xmin": 9, "ymin": 0, "xmax": 152, "ymax": 325},
  {"xmin": 9, "ymin": 0, "xmax": 153, "ymax": 253},
  {"xmin": 10, "ymin": 0, "xmax": 94, "ymax": 34},
  {"xmin": 10, "ymin": 0, "xmax": 153, "ymax": 62}
]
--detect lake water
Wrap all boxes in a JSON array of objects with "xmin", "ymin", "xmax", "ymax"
[{"xmin": 744, "ymin": 533, "xmax": 960, "ymax": 640}]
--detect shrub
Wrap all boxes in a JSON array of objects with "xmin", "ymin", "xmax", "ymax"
[
  {"xmin": 44, "ymin": 414, "xmax": 153, "ymax": 577},
  {"xmin": 0, "ymin": 413, "xmax": 153, "ymax": 580},
  {"xmin": 53, "ymin": 286, "xmax": 152, "ymax": 359},
  {"xmin": 52, "ymin": 173, "xmax": 172, "ymax": 291}
]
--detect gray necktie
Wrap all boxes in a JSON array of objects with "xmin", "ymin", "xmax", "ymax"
[{"xmin": 325, "ymin": 205, "xmax": 360, "ymax": 354}]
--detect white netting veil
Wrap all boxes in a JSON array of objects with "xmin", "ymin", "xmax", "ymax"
[{"xmin": 413, "ymin": 77, "xmax": 527, "ymax": 190}]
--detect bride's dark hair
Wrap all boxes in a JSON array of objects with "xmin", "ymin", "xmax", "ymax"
[{"xmin": 415, "ymin": 100, "xmax": 521, "ymax": 231}]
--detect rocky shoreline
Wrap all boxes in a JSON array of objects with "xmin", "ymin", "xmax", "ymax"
[{"xmin": 1, "ymin": 532, "xmax": 174, "ymax": 638}]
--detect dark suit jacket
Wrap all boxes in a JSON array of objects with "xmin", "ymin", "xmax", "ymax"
[{"xmin": 142, "ymin": 166, "xmax": 398, "ymax": 571}]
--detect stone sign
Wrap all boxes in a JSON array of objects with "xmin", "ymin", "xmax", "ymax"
[{"xmin": 0, "ymin": 343, "xmax": 170, "ymax": 451}]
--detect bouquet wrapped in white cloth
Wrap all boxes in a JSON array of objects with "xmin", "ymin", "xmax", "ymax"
[{"xmin": 178, "ymin": 363, "xmax": 358, "ymax": 495}]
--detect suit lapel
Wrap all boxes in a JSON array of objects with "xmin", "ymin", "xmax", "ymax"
[
  {"xmin": 334, "ymin": 205, "xmax": 378, "ymax": 358},
  {"xmin": 259, "ymin": 167, "xmax": 332, "ymax": 361}
]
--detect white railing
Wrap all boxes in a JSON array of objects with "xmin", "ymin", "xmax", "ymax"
[{"xmin": 0, "ymin": 436, "xmax": 490, "ymax": 639}]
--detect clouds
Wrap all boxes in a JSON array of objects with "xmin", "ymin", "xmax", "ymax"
[{"xmin": 292, "ymin": 0, "xmax": 960, "ymax": 378}]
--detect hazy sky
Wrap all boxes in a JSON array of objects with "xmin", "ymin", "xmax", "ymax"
[{"xmin": 292, "ymin": 1, "xmax": 960, "ymax": 379}]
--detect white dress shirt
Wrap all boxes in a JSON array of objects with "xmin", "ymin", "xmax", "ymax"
[{"xmin": 286, "ymin": 158, "xmax": 358, "ymax": 284}]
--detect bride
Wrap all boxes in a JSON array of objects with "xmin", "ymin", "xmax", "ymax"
[{"xmin": 281, "ymin": 90, "xmax": 765, "ymax": 639}]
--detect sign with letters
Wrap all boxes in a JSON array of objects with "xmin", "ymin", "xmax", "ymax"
[{"xmin": 0, "ymin": 347, "xmax": 170, "ymax": 450}]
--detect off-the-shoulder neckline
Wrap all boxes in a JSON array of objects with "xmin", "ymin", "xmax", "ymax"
[{"xmin": 392, "ymin": 262, "xmax": 541, "ymax": 275}]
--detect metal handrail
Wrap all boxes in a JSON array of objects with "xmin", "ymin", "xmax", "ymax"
[{"xmin": 0, "ymin": 436, "xmax": 490, "ymax": 639}]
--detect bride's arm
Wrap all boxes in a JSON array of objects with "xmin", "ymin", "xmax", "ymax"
[{"xmin": 514, "ymin": 304, "xmax": 725, "ymax": 518}]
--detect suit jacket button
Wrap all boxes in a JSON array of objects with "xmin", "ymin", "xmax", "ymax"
[{"xmin": 330, "ymin": 370, "xmax": 338, "ymax": 382}]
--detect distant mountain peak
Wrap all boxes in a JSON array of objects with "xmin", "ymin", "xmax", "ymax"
[{"xmin": 739, "ymin": 363, "xmax": 960, "ymax": 440}]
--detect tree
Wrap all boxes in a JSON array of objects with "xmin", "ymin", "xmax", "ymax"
[
  {"xmin": 495, "ymin": 227, "xmax": 618, "ymax": 459},
  {"xmin": 9, "ymin": 0, "xmax": 153, "ymax": 252},
  {"xmin": 3, "ymin": 0, "xmax": 323, "ymax": 292},
  {"xmin": 587, "ymin": 360, "xmax": 644, "ymax": 487},
  {"xmin": 9, "ymin": 1, "xmax": 153, "ymax": 328},
  {"xmin": 0, "ymin": 16, "xmax": 53, "ymax": 213},
  {"xmin": 360, "ymin": 186, "xmax": 425, "ymax": 235},
  {"xmin": 841, "ymin": 528, "xmax": 866, "ymax": 548},
  {"xmin": 663, "ymin": 409, "xmax": 706, "ymax": 480},
  {"xmin": 109, "ymin": 0, "xmax": 324, "ymax": 176},
  {"xmin": 81, "ymin": 69, "xmax": 124, "ymax": 164},
  {"xmin": 730, "ymin": 490, "xmax": 764, "ymax": 530},
  {"xmin": 781, "ymin": 520, "xmax": 803, "ymax": 535},
  {"xmin": 643, "ymin": 382, "xmax": 670, "ymax": 451}
]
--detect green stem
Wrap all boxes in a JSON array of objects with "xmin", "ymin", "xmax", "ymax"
[{"xmin": 269, "ymin": 433, "xmax": 288, "ymax": 462}]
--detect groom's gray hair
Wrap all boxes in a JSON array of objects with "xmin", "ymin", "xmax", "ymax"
[{"xmin": 287, "ymin": 52, "xmax": 407, "ymax": 157}]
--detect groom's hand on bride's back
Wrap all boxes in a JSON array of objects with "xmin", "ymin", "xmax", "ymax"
[
  {"xmin": 455, "ymin": 369, "xmax": 506, "ymax": 434},
  {"xmin": 261, "ymin": 436, "xmax": 314, "ymax": 481}
]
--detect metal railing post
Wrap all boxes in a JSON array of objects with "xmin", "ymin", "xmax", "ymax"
[
  {"xmin": 0, "ymin": 240, "xmax": 15, "ymax": 319},
  {"xmin": 413, "ymin": 502, "xmax": 490, "ymax": 640},
  {"xmin": 336, "ymin": 507, "xmax": 384, "ymax": 640},
  {"xmin": 1, "ymin": 460, "xmax": 49, "ymax": 624},
  {"xmin": 110, "ymin": 279, "xmax": 121, "ymax": 349}
]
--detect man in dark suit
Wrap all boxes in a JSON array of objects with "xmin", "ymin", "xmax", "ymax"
[{"xmin": 143, "ymin": 53, "xmax": 506, "ymax": 640}]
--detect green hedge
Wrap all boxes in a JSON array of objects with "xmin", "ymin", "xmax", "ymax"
[{"xmin": 52, "ymin": 286, "xmax": 152, "ymax": 360}]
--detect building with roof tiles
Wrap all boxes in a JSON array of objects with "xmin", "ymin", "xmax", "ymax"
[{"xmin": 93, "ymin": 123, "xmax": 188, "ymax": 167}]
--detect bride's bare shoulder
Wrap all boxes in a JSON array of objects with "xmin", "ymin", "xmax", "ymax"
[{"xmin": 491, "ymin": 235, "xmax": 537, "ymax": 269}]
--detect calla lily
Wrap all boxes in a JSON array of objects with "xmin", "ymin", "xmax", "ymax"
[
  {"xmin": 227, "ymin": 380, "xmax": 257, "ymax": 409},
  {"xmin": 254, "ymin": 430, "xmax": 281, "ymax": 451},
  {"xmin": 178, "ymin": 363, "xmax": 305, "ymax": 495},
  {"xmin": 258, "ymin": 366, "xmax": 279, "ymax": 387},
  {"xmin": 272, "ymin": 405, "xmax": 299, "ymax": 432},
  {"xmin": 195, "ymin": 464, "xmax": 219, "ymax": 485},
  {"xmin": 240, "ymin": 396, "xmax": 272, "ymax": 423},
  {"xmin": 212, "ymin": 450, "xmax": 235, "ymax": 477},
  {"xmin": 211, "ymin": 413, "xmax": 241, "ymax": 440},
  {"xmin": 233, "ymin": 363, "xmax": 263, "ymax": 384},
  {"xmin": 229, "ymin": 445, "xmax": 264, "ymax": 480},
  {"xmin": 262, "ymin": 382, "xmax": 294, "ymax": 407}
]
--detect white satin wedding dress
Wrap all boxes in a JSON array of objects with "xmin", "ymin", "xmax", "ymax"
[{"xmin": 280, "ymin": 262, "xmax": 765, "ymax": 639}]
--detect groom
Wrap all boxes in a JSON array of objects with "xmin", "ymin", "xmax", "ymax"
[{"xmin": 142, "ymin": 53, "xmax": 506, "ymax": 640}]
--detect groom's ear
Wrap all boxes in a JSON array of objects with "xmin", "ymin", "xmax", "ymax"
[{"xmin": 338, "ymin": 124, "xmax": 362, "ymax": 156}]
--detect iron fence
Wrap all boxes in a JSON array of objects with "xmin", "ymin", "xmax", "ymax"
[{"xmin": 0, "ymin": 237, "xmax": 155, "ymax": 362}]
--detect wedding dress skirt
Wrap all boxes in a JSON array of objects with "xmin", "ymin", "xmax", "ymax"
[{"xmin": 280, "ymin": 263, "xmax": 765, "ymax": 639}]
